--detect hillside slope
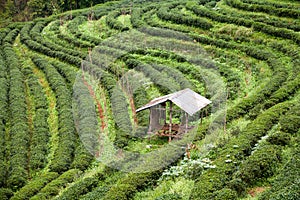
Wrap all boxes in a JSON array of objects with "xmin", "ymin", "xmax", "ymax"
[{"xmin": 0, "ymin": 0, "xmax": 299, "ymax": 199}]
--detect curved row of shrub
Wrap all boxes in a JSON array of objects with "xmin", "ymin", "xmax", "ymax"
[
  {"xmin": 224, "ymin": 0, "xmax": 300, "ymax": 18},
  {"xmin": 66, "ymin": 15, "xmax": 103, "ymax": 45},
  {"xmin": 50, "ymin": 60, "xmax": 77, "ymax": 87},
  {"xmin": 3, "ymin": 44, "xmax": 30, "ymax": 189},
  {"xmin": 106, "ymin": 10, "xmax": 130, "ymax": 31},
  {"xmin": 30, "ymin": 169, "xmax": 81, "ymax": 200},
  {"xmin": 72, "ymin": 75, "xmax": 100, "ymax": 164},
  {"xmin": 29, "ymin": 21, "xmax": 87, "ymax": 58},
  {"xmin": 22, "ymin": 64, "xmax": 51, "ymax": 171},
  {"xmin": 10, "ymin": 172, "xmax": 59, "ymax": 200},
  {"xmin": 125, "ymin": 59, "xmax": 180, "ymax": 94},
  {"xmin": 186, "ymin": 2, "xmax": 300, "ymax": 45},
  {"xmin": 0, "ymin": 28, "xmax": 12, "ymax": 45},
  {"xmin": 259, "ymin": 133, "xmax": 300, "ymax": 200},
  {"xmin": 20, "ymin": 22, "xmax": 82, "ymax": 66},
  {"xmin": 54, "ymin": 171, "xmax": 107, "ymax": 200},
  {"xmin": 157, "ymin": 6, "xmax": 213, "ymax": 30},
  {"xmin": 218, "ymin": 2, "xmax": 300, "ymax": 31},
  {"xmin": 190, "ymin": 96, "xmax": 298, "ymax": 199},
  {"xmin": 32, "ymin": 57, "xmax": 77, "ymax": 173},
  {"xmin": 241, "ymin": 0, "xmax": 299, "ymax": 9},
  {"xmin": 0, "ymin": 51, "xmax": 8, "ymax": 188}
]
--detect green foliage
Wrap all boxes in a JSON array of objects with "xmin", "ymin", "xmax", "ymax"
[
  {"xmin": 214, "ymin": 188, "xmax": 238, "ymax": 200},
  {"xmin": 235, "ymin": 144, "xmax": 281, "ymax": 185},
  {"xmin": 157, "ymin": 6, "xmax": 213, "ymax": 30},
  {"xmin": 0, "ymin": 52, "xmax": 8, "ymax": 187},
  {"xmin": 259, "ymin": 136, "xmax": 300, "ymax": 200},
  {"xmin": 54, "ymin": 173, "xmax": 104, "ymax": 200},
  {"xmin": 3, "ymin": 44, "xmax": 29, "ymax": 190},
  {"xmin": 187, "ymin": 2, "xmax": 300, "ymax": 45},
  {"xmin": 155, "ymin": 193, "xmax": 183, "ymax": 200},
  {"xmin": 225, "ymin": 0, "xmax": 300, "ymax": 19},
  {"xmin": 32, "ymin": 57, "xmax": 76, "ymax": 173},
  {"xmin": 0, "ymin": 0, "xmax": 299, "ymax": 199},
  {"xmin": 104, "ymin": 172, "xmax": 161, "ymax": 200},
  {"xmin": 31, "ymin": 169, "xmax": 81, "ymax": 200},
  {"xmin": 0, "ymin": 188, "xmax": 13, "ymax": 200},
  {"xmin": 267, "ymin": 131, "xmax": 290, "ymax": 146},
  {"xmin": 10, "ymin": 172, "xmax": 58, "ymax": 200},
  {"xmin": 106, "ymin": 10, "xmax": 130, "ymax": 31},
  {"xmin": 191, "ymin": 100, "xmax": 294, "ymax": 199}
]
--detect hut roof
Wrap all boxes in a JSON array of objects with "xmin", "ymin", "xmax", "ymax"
[{"xmin": 136, "ymin": 88, "xmax": 211, "ymax": 116}]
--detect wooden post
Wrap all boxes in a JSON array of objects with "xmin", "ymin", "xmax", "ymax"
[
  {"xmin": 185, "ymin": 112, "xmax": 188, "ymax": 134},
  {"xmin": 148, "ymin": 108, "xmax": 152, "ymax": 140},
  {"xmin": 168, "ymin": 101, "xmax": 172, "ymax": 142},
  {"xmin": 201, "ymin": 110, "xmax": 203, "ymax": 125}
]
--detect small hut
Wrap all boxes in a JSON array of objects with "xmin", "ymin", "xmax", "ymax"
[{"xmin": 136, "ymin": 88, "xmax": 211, "ymax": 141}]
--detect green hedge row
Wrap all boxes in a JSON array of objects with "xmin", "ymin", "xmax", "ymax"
[
  {"xmin": 250, "ymin": 74, "xmax": 300, "ymax": 119},
  {"xmin": 218, "ymin": 3, "xmax": 300, "ymax": 32},
  {"xmin": 133, "ymin": 86, "xmax": 150, "ymax": 127},
  {"xmin": 131, "ymin": 8, "xmax": 145, "ymax": 28},
  {"xmin": 0, "ymin": 188, "xmax": 13, "ymax": 200},
  {"xmin": 189, "ymin": 33, "xmax": 291, "ymax": 121},
  {"xmin": 21, "ymin": 64, "xmax": 50, "ymax": 171},
  {"xmin": 151, "ymin": 63, "xmax": 192, "ymax": 90},
  {"xmin": 81, "ymin": 59, "xmax": 133, "ymax": 148},
  {"xmin": 131, "ymin": 5, "xmax": 158, "ymax": 28},
  {"xmin": 228, "ymin": 69, "xmax": 288, "ymax": 121},
  {"xmin": 65, "ymin": 15, "xmax": 102, "ymax": 45},
  {"xmin": 259, "ymin": 135, "xmax": 300, "ymax": 200},
  {"xmin": 157, "ymin": 6, "xmax": 213, "ymax": 30},
  {"xmin": 190, "ymin": 99, "xmax": 296, "ymax": 199},
  {"xmin": 71, "ymin": 142, "xmax": 94, "ymax": 171},
  {"xmin": 187, "ymin": 2, "xmax": 300, "ymax": 45},
  {"xmin": 111, "ymin": 86, "xmax": 133, "ymax": 148},
  {"xmin": 10, "ymin": 172, "xmax": 59, "ymax": 200},
  {"xmin": 0, "ymin": 51, "xmax": 8, "ymax": 187},
  {"xmin": 72, "ymin": 76, "xmax": 100, "ymax": 163},
  {"xmin": 2, "ymin": 29, "xmax": 19, "ymax": 44},
  {"xmin": 24, "ymin": 39, "xmax": 82, "ymax": 66},
  {"xmin": 235, "ymin": 144, "xmax": 281, "ymax": 187},
  {"xmin": 225, "ymin": 0, "xmax": 300, "ymax": 19},
  {"xmin": 81, "ymin": 61, "xmax": 116, "ymax": 95},
  {"xmin": 28, "ymin": 80, "xmax": 49, "ymax": 170},
  {"xmin": 279, "ymin": 98, "xmax": 300, "ymax": 134},
  {"xmin": 29, "ymin": 21, "xmax": 86, "ymax": 58},
  {"xmin": 106, "ymin": 10, "xmax": 130, "ymax": 31},
  {"xmin": 20, "ymin": 22, "xmax": 82, "ymax": 66},
  {"xmin": 32, "ymin": 57, "xmax": 76, "ymax": 173},
  {"xmin": 20, "ymin": 22, "xmax": 34, "ymax": 42},
  {"xmin": 80, "ymin": 186, "xmax": 110, "ymax": 200},
  {"xmin": 0, "ymin": 28, "xmax": 12, "ymax": 45},
  {"xmin": 31, "ymin": 169, "xmax": 81, "ymax": 200},
  {"xmin": 125, "ymin": 59, "xmax": 180, "ymax": 94},
  {"xmin": 3, "ymin": 44, "xmax": 30, "ymax": 190},
  {"xmin": 57, "ymin": 32, "xmax": 94, "ymax": 48},
  {"xmin": 104, "ymin": 172, "xmax": 161, "ymax": 200},
  {"xmin": 241, "ymin": 0, "xmax": 299, "ymax": 9},
  {"xmin": 55, "ymin": 172, "xmax": 105, "ymax": 200},
  {"xmin": 50, "ymin": 60, "xmax": 77, "ymax": 87},
  {"xmin": 127, "ymin": 49, "xmax": 209, "ymax": 93}
]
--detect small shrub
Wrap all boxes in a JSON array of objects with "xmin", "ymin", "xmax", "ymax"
[
  {"xmin": 214, "ymin": 188, "xmax": 238, "ymax": 200},
  {"xmin": 155, "ymin": 193, "xmax": 183, "ymax": 200},
  {"xmin": 267, "ymin": 131, "xmax": 290, "ymax": 146}
]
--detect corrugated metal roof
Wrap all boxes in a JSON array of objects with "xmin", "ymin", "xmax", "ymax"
[{"xmin": 136, "ymin": 88, "xmax": 211, "ymax": 116}]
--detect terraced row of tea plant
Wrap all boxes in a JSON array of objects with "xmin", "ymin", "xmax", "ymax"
[{"xmin": 0, "ymin": 0, "xmax": 299, "ymax": 199}]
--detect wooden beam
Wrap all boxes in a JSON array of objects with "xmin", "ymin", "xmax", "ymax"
[
  {"xmin": 168, "ymin": 101, "xmax": 172, "ymax": 142},
  {"xmin": 185, "ymin": 112, "xmax": 188, "ymax": 134}
]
